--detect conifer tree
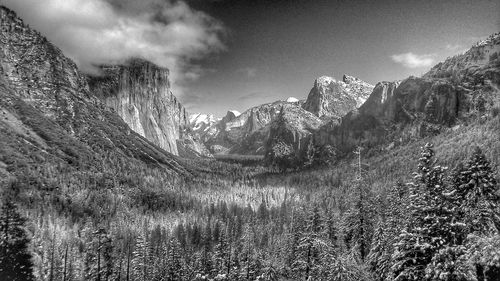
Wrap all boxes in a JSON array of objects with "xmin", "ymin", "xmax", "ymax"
[
  {"xmin": 391, "ymin": 143, "xmax": 464, "ymax": 280},
  {"xmin": 451, "ymin": 147, "xmax": 500, "ymax": 234},
  {"xmin": 166, "ymin": 237, "xmax": 183, "ymax": 281},
  {"xmin": 131, "ymin": 232, "xmax": 151, "ymax": 281},
  {"xmin": 343, "ymin": 147, "xmax": 374, "ymax": 262},
  {"xmin": 292, "ymin": 206, "xmax": 330, "ymax": 280},
  {"xmin": 0, "ymin": 196, "xmax": 35, "ymax": 281}
]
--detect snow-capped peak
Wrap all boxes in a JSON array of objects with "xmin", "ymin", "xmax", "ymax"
[
  {"xmin": 189, "ymin": 113, "xmax": 217, "ymax": 132},
  {"xmin": 286, "ymin": 97, "xmax": 299, "ymax": 103},
  {"xmin": 227, "ymin": 110, "xmax": 241, "ymax": 118}
]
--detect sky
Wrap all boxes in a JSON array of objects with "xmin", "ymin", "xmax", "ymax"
[{"xmin": 3, "ymin": 0, "xmax": 500, "ymax": 116}]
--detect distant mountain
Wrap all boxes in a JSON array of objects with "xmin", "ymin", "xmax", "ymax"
[
  {"xmin": 0, "ymin": 6, "xmax": 190, "ymax": 175},
  {"xmin": 190, "ymin": 75, "xmax": 373, "ymax": 156},
  {"xmin": 302, "ymin": 74, "xmax": 374, "ymax": 119}
]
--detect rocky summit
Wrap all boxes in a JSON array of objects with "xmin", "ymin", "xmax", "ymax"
[
  {"xmin": 302, "ymin": 74, "xmax": 374, "ymax": 120},
  {"xmin": 87, "ymin": 60, "xmax": 193, "ymax": 156}
]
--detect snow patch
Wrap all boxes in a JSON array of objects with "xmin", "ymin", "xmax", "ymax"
[
  {"xmin": 227, "ymin": 110, "xmax": 241, "ymax": 117},
  {"xmin": 286, "ymin": 97, "xmax": 299, "ymax": 103}
]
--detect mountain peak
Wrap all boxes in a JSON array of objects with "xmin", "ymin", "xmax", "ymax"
[
  {"xmin": 304, "ymin": 74, "xmax": 374, "ymax": 119},
  {"xmin": 315, "ymin": 76, "xmax": 337, "ymax": 88}
]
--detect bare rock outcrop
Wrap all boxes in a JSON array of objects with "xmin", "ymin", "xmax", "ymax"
[
  {"xmin": 302, "ymin": 75, "xmax": 374, "ymax": 120},
  {"xmin": 88, "ymin": 60, "xmax": 189, "ymax": 155}
]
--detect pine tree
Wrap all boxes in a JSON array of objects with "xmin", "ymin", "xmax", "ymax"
[
  {"xmin": 292, "ymin": 206, "xmax": 330, "ymax": 280},
  {"xmin": 343, "ymin": 147, "xmax": 374, "ymax": 262},
  {"xmin": 239, "ymin": 224, "xmax": 257, "ymax": 280},
  {"xmin": 166, "ymin": 237, "xmax": 183, "ymax": 281},
  {"xmin": 0, "ymin": 197, "xmax": 35, "ymax": 281},
  {"xmin": 131, "ymin": 232, "xmax": 151, "ymax": 281},
  {"xmin": 213, "ymin": 229, "xmax": 228, "ymax": 276},
  {"xmin": 391, "ymin": 143, "xmax": 463, "ymax": 280},
  {"xmin": 368, "ymin": 182, "xmax": 407, "ymax": 281},
  {"xmin": 451, "ymin": 147, "xmax": 500, "ymax": 234}
]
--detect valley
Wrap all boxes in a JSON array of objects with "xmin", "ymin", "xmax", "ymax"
[{"xmin": 0, "ymin": 4, "xmax": 499, "ymax": 281}]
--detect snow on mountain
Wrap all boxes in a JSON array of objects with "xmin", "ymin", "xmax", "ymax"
[
  {"xmin": 302, "ymin": 74, "xmax": 374, "ymax": 119},
  {"xmin": 286, "ymin": 97, "xmax": 299, "ymax": 103},
  {"xmin": 189, "ymin": 113, "xmax": 218, "ymax": 132}
]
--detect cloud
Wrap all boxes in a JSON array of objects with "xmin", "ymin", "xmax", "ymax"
[
  {"xmin": 390, "ymin": 52, "xmax": 435, "ymax": 68},
  {"xmin": 237, "ymin": 67, "xmax": 258, "ymax": 78},
  {"xmin": 3, "ymin": 0, "xmax": 226, "ymax": 94}
]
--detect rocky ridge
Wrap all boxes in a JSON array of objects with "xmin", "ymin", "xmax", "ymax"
[
  {"xmin": 313, "ymin": 34, "xmax": 500, "ymax": 156},
  {"xmin": 190, "ymin": 75, "xmax": 373, "ymax": 156}
]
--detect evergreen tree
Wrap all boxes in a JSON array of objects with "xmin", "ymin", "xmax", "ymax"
[
  {"xmin": 391, "ymin": 143, "xmax": 464, "ymax": 280},
  {"xmin": 131, "ymin": 232, "xmax": 151, "ymax": 281},
  {"xmin": 451, "ymin": 147, "xmax": 500, "ymax": 234},
  {"xmin": 343, "ymin": 147, "xmax": 375, "ymax": 262},
  {"xmin": 292, "ymin": 206, "xmax": 330, "ymax": 280},
  {"xmin": 0, "ymin": 197, "xmax": 35, "ymax": 281},
  {"xmin": 166, "ymin": 237, "xmax": 183, "ymax": 281}
]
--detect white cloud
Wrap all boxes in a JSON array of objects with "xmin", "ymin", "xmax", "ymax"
[
  {"xmin": 390, "ymin": 52, "xmax": 435, "ymax": 68},
  {"xmin": 3, "ymin": 0, "xmax": 226, "ymax": 95}
]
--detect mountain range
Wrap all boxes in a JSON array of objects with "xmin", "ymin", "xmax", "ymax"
[{"xmin": 2, "ymin": 4, "xmax": 499, "ymax": 173}]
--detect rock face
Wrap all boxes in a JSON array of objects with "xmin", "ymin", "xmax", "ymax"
[
  {"xmin": 88, "ymin": 61, "xmax": 189, "ymax": 155},
  {"xmin": 192, "ymin": 75, "xmax": 373, "ymax": 158},
  {"xmin": 314, "ymin": 34, "xmax": 500, "ymax": 155},
  {"xmin": 266, "ymin": 104, "xmax": 322, "ymax": 162},
  {"xmin": 209, "ymin": 102, "xmax": 290, "ymax": 154},
  {"xmin": 302, "ymin": 75, "xmax": 374, "ymax": 119},
  {"xmin": 0, "ymin": 6, "xmax": 189, "ymax": 174}
]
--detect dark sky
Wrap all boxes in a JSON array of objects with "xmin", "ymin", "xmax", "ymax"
[
  {"xmin": 183, "ymin": 0, "xmax": 499, "ymax": 115},
  {"xmin": 4, "ymin": 0, "xmax": 500, "ymax": 116}
]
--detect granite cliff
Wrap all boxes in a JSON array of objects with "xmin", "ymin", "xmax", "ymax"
[
  {"xmin": 302, "ymin": 75, "xmax": 374, "ymax": 119},
  {"xmin": 87, "ymin": 61, "xmax": 203, "ymax": 157},
  {"xmin": 192, "ymin": 98, "xmax": 304, "ymax": 155},
  {"xmin": 0, "ymin": 6, "xmax": 189, "ymax": 175}
]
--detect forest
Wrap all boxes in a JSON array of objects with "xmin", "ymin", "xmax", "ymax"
[{"xmin": 1, "ymin": 115, "xmax": 500, "ymax": 281}]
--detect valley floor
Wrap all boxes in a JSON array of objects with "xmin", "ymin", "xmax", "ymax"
[{"xmin": 1, "ymin": 117, "xmax": 500, "ymax": 280}]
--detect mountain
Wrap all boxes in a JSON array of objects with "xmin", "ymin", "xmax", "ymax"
[
  {"xmin": 191, "ymin": 75, "xmax": 372, "ymax": 156},
  {"xmin": 313, "ymin": 33, "xmax": 500, "ymax": 157},
  {"xmin": 0, "ymin": 6, "xmax": 189, "ymax": 175},
  {"xmin": 302, "ymin": 74, "xmax": 374, "ymax": 119},
  {"xmin": 87, "ymin": 61, "xmax": 189, "ymax": 156},
  {"xmin": 203, "ymin": 101, "xmax": 289, "ymax": 154},
  {"xmin": 265, "ymin": 103, "xmax": 322, "ymax": 163}
]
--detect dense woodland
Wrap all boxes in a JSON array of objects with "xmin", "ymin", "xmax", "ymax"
[{"xmin": 1, "ymin": 115, "xmax": 500, "ymax": 281}]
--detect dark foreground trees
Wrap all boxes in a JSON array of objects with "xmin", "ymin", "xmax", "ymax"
[{"xmin": 0, "ymin": 188, "xmax": 35, "ymax": 281}]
